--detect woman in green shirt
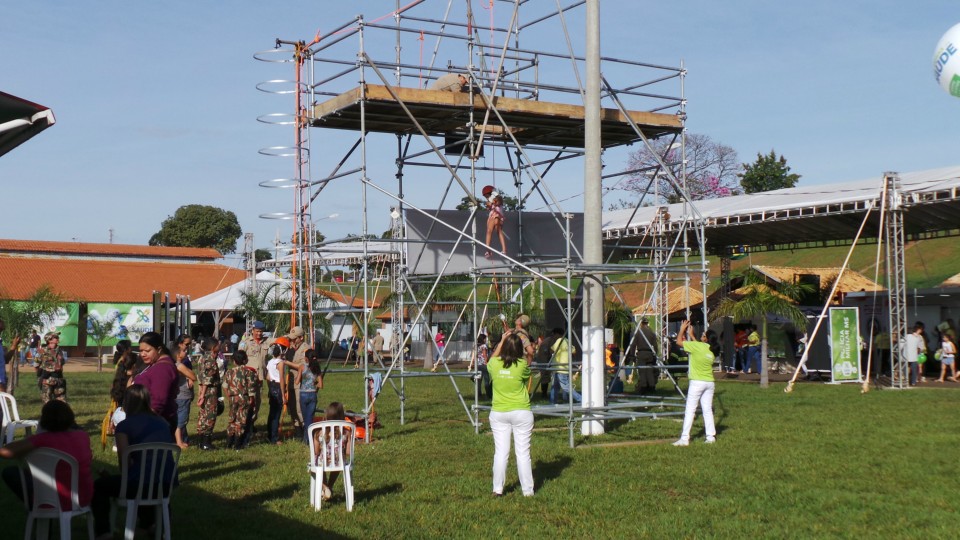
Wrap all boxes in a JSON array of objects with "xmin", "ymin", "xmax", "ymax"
[
  {"xmin": 673, "ymin": 320, "xmax": 717, "ymax": 447},
  {"xmin": 488, "ymin": 332, "xmax": 534, "ymax": 497}
]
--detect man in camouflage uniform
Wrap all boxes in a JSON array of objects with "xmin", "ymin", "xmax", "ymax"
[
  {"xmin": 35, "ymin": 332, "xmax": 67, "ymax": 403},
  {"xmin": 238, "ymin": 321, "xmax": 270, "ymax": 424},
  {"xmin": 194, "ymin": 341, "xmax": 221, "ymax": 450},
  {"xmin": 224, "ymin": 351, "xmax": 259, "ymax": 449}
]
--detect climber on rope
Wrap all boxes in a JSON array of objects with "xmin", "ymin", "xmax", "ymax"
[{"xmin": 482, "ymin": 185, "xmax": 506, "ymax": 259}]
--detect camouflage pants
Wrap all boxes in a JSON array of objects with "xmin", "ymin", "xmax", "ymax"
[
  {"xmin": 40, "ymin": 377, "xmax": 67, "ymax": 404},
  {"xmin": 195, "ymin": 386, "xmax": 219, "ymax": 436},
  {"xmin": 227, "ymin": 396, "xmax": 255, "ymax": 437}
]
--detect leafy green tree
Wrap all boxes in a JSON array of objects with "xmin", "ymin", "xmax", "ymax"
[
  {"xmin": 87, "ymin": 312, "xmax": 119, "ymax": 372},
  {"xmin": 739, "ymin": 150, "xmax": 801, "ymax": 194},
  {"xmin": 236, "ymin": 283, "xmax": 289, "ymax": 337},
  {"xmin": 710, "ymin": 270, "xmax": 810, "ymax": 388},
  {"xmin": 254, "ymin": 249, "xmax": 272, "ymax": 263},
  {"xmin": 0, "ymin": 285, "xmax": 65, "ymax": 390},
  {"xmin": 605, "ymin": 304, "xmax": 635, "ymax": 350},
  {"xmin": 149, "ymin": 204, "xmax": 242, "ymax": 254}
]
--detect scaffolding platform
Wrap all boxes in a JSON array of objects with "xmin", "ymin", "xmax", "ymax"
[{"xmin": 311, "ymin": 84, "xmax": 683, "ymax": 148}]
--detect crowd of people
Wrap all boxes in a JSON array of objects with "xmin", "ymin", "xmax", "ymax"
[{"xmin": 12, "ymin": 311, "xmax": 959, "ymax": 515}]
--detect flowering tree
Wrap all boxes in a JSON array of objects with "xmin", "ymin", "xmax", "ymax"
[{"xmin": 621, "ymin": 133, "xmax": 740, "ymax": 204}]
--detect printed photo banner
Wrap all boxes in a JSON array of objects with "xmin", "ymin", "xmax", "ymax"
[
  {"xmin": 829, "ymin": 306, "xmax": 861, "ymax": 383},
  {"xmin": 86, "ymin": 303, "xmax": 154, "ymax": 346}
]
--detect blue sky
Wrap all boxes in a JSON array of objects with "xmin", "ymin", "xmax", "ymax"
[{"xmin": 2, "ymin": 1, "xmax": 957, "ymax": 263}]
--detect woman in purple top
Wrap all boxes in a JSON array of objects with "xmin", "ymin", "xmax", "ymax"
[{"xmin": 132, "ymin": 332, "xmax": 179, "ymax": 433}]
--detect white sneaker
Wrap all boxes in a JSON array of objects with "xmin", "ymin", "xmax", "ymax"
[
  {"xmin": 705, "ymin": 437, "xmax": 716, "ymax": 444},
  {"xmin": 672, "ymin": 439, "xmax": 689, "ymax": 447},
  {"xmin": 321, "ymin": 484, "xmax": 332, "ymax": 500}
]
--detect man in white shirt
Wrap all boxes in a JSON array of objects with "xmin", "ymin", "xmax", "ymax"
[{"xmin": 901, "ymin": 323, "xmax": 926, "ymax": 386}]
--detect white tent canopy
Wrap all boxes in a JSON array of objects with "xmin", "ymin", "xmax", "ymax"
[{"xmin": 190, "ymin": 270, "xmax": 284, "ymax": 312}]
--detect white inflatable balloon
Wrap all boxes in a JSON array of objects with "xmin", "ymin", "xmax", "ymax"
[{"xmin": 934, "ymin": 23, "xmax": 960, "ymax": 97}]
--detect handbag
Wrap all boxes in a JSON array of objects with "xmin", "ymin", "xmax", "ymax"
[{"xmin": 917, "ymin": 352, "xmax": 928, "ymax": 364}]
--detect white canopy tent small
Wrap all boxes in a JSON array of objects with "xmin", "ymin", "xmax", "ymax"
[{"xmin": 191, "ymin": 270, "xmax": 286, "ymax": 335}]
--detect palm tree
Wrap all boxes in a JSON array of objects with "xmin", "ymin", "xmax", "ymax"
[
  {"xmin": 87, "ymin": 312, "xmax": 119, "ymax": 373},
  {"xmin": 605, "ymin": 303, "xmax": 635, "ymax": 349},
  {"xmin": 0, "ymin": 285, "xmax": 65, "ymax": 390},
  {"xmin": 711, "ymin": 270, "xmax": 810, "ymax": 388}
]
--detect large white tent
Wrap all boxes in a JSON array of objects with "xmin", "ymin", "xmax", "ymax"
[{"xmin": 191, "ymin": 270, "xmax": 285, "ymax": 312}]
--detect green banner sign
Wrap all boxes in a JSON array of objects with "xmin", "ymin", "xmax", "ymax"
[
  {"xmin": 829, "ymin": 307, "xmax": 860, "ymax": 383},
  {"xmin": 38, "ymin": 303, "xmax": 80, "ymax": 347},
  {"xmin": 86, "ymin": 303, "xmax": 154, "ymax": 347}
]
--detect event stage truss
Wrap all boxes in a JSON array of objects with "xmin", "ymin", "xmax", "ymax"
[{"xmin": 255, "ymin": 1, "xmax": 709, "ymax": 446}]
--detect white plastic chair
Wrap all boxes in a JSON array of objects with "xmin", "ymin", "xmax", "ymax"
[
  {"xmin": 112, "ymin": 443, "xmax": 181, "ymax": 540},
  {"xmin": 1, "ymin": 392, "xmax": 39, "ymax": 444},
  {"xmin": 20, "ymin": 448, "xmax": 94, "ymax": 540},
  {"xmin": 307, "ymin": 420, "xmax": 356, "ymax": 511}
]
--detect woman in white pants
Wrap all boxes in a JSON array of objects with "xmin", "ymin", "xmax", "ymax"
[
  {"xmin": 673, "ymin": 320, "xmax": 717, "ymax": 446},
  {"xmin": 488, "ymin": 331, "xmax": 534, "ymax": 496}
]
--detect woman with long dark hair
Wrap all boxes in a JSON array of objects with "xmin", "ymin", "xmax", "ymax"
[
  {"xmin": 487, "ymin": 331, "xmax": 534, "ymax": 497},
  {"xmin": 1, "ymin": 400, "xmax": 93, "ymax": 509},
  {"xmin": 172, "ymin": 334, "xmax": 196, "ymax": 449},
  {"xmin": 297, "ymin": 349, "xmax": 323, "ymax": 443},
  {"xmin": 132, "ymin": 332, "xmax": 179, "ymax": 434}
]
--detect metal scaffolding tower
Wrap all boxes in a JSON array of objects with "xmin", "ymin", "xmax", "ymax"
[{"xmin": 255, "ymin": 1, "xmax": 706, "ymax": 446}]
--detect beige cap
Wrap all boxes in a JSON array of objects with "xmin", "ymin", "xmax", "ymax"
[
  {"xmin": 286, "ymin": 326, "xmax": 305, "ymax": 339},
  {"xmin": 517, "ymin": 314, "xmax": 531, "ymax": 328}
]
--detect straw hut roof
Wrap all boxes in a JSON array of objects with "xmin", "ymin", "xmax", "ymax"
[
  {"xmin": 752, "ymin": 265, "xmax": 884, "ymax": 293},
  {"xmin": 940, "ymin": 272, "xmax": 960, "ymax": 288},
  {"xmin": 630, "ymin": 286, "xmax": 705, "ymax": 317}
]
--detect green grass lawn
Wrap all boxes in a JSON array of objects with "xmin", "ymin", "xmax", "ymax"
[{"xmin": 2, "ymin": 372, "xmax": 957, "ymax": 539}]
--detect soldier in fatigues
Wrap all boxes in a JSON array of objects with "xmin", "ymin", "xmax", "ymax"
[
  {"xmin": 194, "ymin": 337, "xmax": 221, "ymax": 450},
  {"xmin": 238, "ymin": 321, "xmax": 270, "ymax": 428},
  {"xmin": 224, "ymin": 350, "xmax": 259, "ymax": 449},
  {"xmin": 35, "ymin": 332, "xmax": 67, "ymax": 404}
]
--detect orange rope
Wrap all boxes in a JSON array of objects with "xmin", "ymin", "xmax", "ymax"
[{"xmin": 418, "ymin": 30, "xmax": 425, "ymax": 88}]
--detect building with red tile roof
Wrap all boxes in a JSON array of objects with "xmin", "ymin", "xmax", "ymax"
[
  {"xmin": 0, "ymin": 239, "xmax": 246, "ymax": 353},
  {"xmin": 0, "ymin": 239, "xmax": 243, "ymax": 303}
]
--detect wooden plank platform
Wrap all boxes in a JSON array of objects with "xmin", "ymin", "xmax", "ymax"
[{"xmin": 311, "ymin": 84, "xmax": 682, "ymax": 148}]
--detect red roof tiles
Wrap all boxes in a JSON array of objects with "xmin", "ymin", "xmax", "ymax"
[
  {"xmin": 0, "ymin": 256, "xmax": 245, "ymax": 303},
  {"xmin": 0, "ymin": 239, "xmax": 222, "ymax": 260}
]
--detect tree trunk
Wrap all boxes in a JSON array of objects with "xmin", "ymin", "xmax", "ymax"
[
  {"xmin": 760, "ymin": 319, "xmax": 770, "ymax": 388},
  {"xmin": 97, "ymin": 344, "xmax": 103, "ymax": 373}
]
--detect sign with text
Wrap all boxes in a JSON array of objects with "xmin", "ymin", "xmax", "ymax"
[{"xmin": 829, "ymin": 307, "xmax": 861, "ymax": 383}]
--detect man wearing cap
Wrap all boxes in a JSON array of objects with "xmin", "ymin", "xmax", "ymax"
[
  {"xmin": 285, "ymin": 326, "xmax": 308, "ymax": 435},
  {"xmin": 239, "ymin": 321, "xmax": 270, "ymax": 422},
  {"xmin": 35, "ymin": 331, "xmax": 67, "ymax": 403}
]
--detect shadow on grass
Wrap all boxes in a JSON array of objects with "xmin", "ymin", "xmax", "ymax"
[
  {"xmin": 532, "ymin": 456, "xmax": 573, "ymax": 492},
  {"xmin": 179, "ymin": 461, "xmax": 265, "ymax": 483},
  {"xmin": 172, "ymin": 484, "xmax": 350, "ymax": 539},
  {"xmin": 356, "ymin": 481, "xmax": 403, "ymax": 503}
]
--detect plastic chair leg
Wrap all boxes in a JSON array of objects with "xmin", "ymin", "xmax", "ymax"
[
  {"xmin": 124, "ymin": 502, "xmax": 138, "ymax": 540},
  {"xmin": 59, "ymin": 514, "xmax": 72, "ymax": 540},
  {"xmin": 23, "ymin": 515, "xmax": 33, "ymax": 540},
  {"xmin": 344, "ymin": 469, "xmax": 354, "ymax": 512},
  {"xmin": 160, "ymin": 503, "xmax": 172, "ymax": 540}
]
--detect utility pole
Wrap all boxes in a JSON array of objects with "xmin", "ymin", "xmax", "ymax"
[{"xmin": 581, "ymin": 0, "xmax": 605, "ymax": 435}]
